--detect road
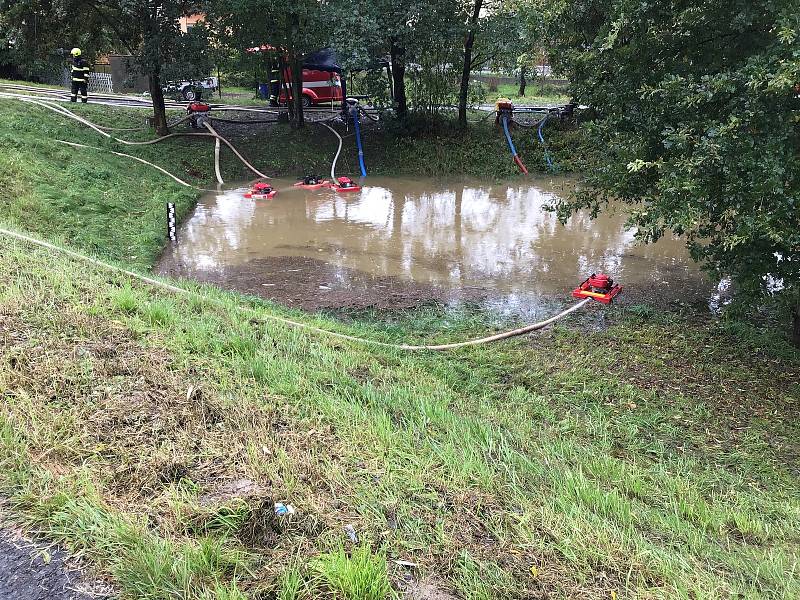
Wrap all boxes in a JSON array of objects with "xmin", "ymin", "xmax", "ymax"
[{"xmin": 0, "ymin": 521, "xmax": 113, "ymax": 600}]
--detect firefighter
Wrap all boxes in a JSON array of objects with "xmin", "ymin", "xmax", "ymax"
[{"xmin": 69, "ymin": 48, "xmax": 90, "ymax": 103}]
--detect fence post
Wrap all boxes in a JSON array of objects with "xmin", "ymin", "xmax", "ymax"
[{"xmin": 167, "ymin": 203, "xmax": 177, "ymax": 243}]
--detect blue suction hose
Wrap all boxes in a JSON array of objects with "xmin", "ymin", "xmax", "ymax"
[
  {"xmin": 538, "ymin": 112, "xmax": 554, "ymax": 171},
  {"xmin": 352, "ymin": 107, "xmax": 367, "ymax": 177},
  {"xmin": 502, "ymin": 114, "xmax": 528, "ymax": 174}
]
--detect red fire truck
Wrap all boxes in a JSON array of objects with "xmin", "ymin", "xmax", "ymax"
[
  {"xmin": 248, "ymin": 46, "xmax": 345, "ymax": 107},
  {"xmin": 279, "ymin": 68, "xmax": 343, "ymax": 107}
]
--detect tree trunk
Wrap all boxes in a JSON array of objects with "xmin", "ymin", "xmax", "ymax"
[
  {"xmin": 389, "ymin": 41, "xmax": 407, "ymax": 121},
  {"xmin": 518, "ymin": 64, "xmax": 527, "ymax": 97},
  {"xmin": 793, "ymin": 298, "xmax": 800, "ymax": 347},
  {"xmin": 289, "ymin": 49, "xmax": 304, "ymax": 129},
  {"xmin": 278, "ymin": 55, "xmax": 293, "ymax": 121},
  {"xmin": 287, "ymin": 13, "xmax": 304, "ymax": 129},
  {"xmin": 148, "ymin": 71, "xmax": 169, "ymax": 136},
  {"xmin": 458, "ymin": 0, "xmax": 483, "ymax": 129}
]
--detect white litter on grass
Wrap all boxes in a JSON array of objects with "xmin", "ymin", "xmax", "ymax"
[
  {"xmin": 394, "ymin": 559, "xmax": 418, "ymax": 568},
  {"xmin": 344, "ymin": 524, "xmax": 358, "ymax": 543}
]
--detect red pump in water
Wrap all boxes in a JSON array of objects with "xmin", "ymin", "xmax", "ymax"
[
  {"xmin": 572, "ymin": 273, "xmax": 622, "ymax": 304},
  {"xmin": 244, "ymin": 182, "xmax": 277, "ymax": 199},
  {"xmin": 329, "ymin": 176, "xmax": 361, "ymax": 193},
  {"xmin": 294, "ymin": 175, "xmax": 329, "ymax": 190}
]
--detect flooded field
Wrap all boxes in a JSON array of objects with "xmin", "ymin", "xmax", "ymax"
[{"xmin": 157, "ymin": 176, "xmax": 719, "ymax": 314}]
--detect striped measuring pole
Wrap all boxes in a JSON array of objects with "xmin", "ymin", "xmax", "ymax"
[{"xmin": 167, "ymin": 203, "xmax": 177, "ymax": 242}]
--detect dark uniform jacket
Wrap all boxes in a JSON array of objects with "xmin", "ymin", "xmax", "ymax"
[{"xmin": 71, "ymin": 57, "xmax": 90, "ymax": 83}]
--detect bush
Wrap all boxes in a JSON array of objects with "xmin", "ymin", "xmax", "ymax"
[{"xmin": 468, "ymin": 79, "xmax": 487, "ymax": 105}]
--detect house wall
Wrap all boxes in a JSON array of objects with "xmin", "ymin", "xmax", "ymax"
[{"xmin": 179, "ymin": 14, "xmax": 205, "ymax": 33}]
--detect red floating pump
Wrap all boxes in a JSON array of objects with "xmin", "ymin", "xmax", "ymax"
[
  {"xmin": 329, "ymin": 176, "xmax": 361, "ymax": 193},
  {"xmin": 244, "ymin": 182, "xmax": 277, "ymax": 199},
  {"xmin": 572, "ymin": 273, "xmax": 622, "ymax": 304},
  {"xmin": 294, "ymin": 175, "xmax": 329, "ymax": 190}
]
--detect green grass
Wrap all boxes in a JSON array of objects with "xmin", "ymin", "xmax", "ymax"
[
  {"xmin": 1, "ymin": 81, "xmax": 798, "ymax": 599},
  {"xmin": 213, "ymin": 86, "xmax": 265, "ymax": 106},
  {"xmin": 0, "ymin": 99, "xmax": 208, "ymax": 270},
  {"xmin": 491, "ymin": 82, "xmax": 571, "ymax": 106},
  {"xmin": 311, "ymin": 546, "xmax": 395, "ymax": 600},
  {"xmin": 0, "ymin": 229, "xmax": 798, "ymax": 599}
]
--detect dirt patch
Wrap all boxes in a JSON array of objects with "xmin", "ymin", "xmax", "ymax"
[
  {"xmin": 0, "ymin": 298, "xmax": 359, "ymax": 582},
  {"xmin": 158, "ymin": 256, "xmax": 488, "ymax": 312},
  {"xmin": 0, "ymin": 304, "xmax": 277, "ymax": 518},
  {"xmin": 198, "ymin": 479, "xmax": 266, "ymax": 507},
  {"xmin": 402, "ymin": 578, "xmax": 460, "ymax": 600}
]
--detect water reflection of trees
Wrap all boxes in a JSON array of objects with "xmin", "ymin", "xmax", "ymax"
[{"xmin": 165, "ymin": 179, "xmax": 701, "ymax": 293}]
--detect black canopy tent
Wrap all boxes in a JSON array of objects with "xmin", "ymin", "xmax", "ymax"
[
  {"xmin": 302, "ymin": 48, "xmax": 391, "ymax": 111},
  {"xmin": 301, "ymin": 48, "xmax": 348, "ymax": 112}
]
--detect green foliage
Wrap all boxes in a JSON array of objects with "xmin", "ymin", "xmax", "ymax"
[
  {"xmin": 162, "ymin": 24, "xmax": 215, "ymax": 83},
  {"xmin": 0, "ymin": 0, "xmax": 113, "ymax": 79},
  {"xmin": 204, "ymin": 0, "xmax": 331, "ymax": 125},
  {"xmin": 546, "ymin": 0, "xmax": 800, "ymax": 317}
]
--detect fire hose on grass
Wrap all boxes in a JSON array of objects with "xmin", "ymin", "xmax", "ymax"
[
  {"xmin": 54, "ymin": 140, "xmax": 215, "ymax": 191},
  {"xmin": 0, "ymin": 226, "xmax": 616, "ymax": 351},
  {"xmin": 0, "ymin": 82, "xmax": 283, "ymax": 114},
  {"xmin": 0, "ymin": 90, "xmax": 192, "ymax": 131},
  {"xmin": 1, "ymin": 93, "xmax": 621, "ymax": 348},
  {"xmin": 1, "ymin": 93, "xmax": 270, "ymax": 183}
]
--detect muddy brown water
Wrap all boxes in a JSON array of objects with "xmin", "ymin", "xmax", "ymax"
[{"xmin": 157, "ymin": 176, "xmax": 722, "ymax": 315}]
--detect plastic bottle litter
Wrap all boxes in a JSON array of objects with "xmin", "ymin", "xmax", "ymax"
[
  {"xmin": 274, "ymin": 502, "xmax": 296, "ymax": 517},
  {"xmin": 344, "ymin": 524, "xmax": 358, "ymax": 543},
  {"xmin": 394, "ymin": 559, "xmax": 417, "ymax": 569}
]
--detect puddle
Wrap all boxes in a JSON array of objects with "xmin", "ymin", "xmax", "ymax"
[{"xmin": 157, "ymin": 176, "xmax": 719, "ymax": 315}]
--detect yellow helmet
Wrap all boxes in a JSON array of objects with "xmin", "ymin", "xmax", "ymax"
[{"xmin": 70, "ymin": 48, "xmax": 81, "ymax": 57}]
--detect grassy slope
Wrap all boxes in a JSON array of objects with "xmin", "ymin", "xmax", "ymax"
[
  {"xmin": 1, "ymin": 232, "xmax": 798, "ymax": 600},
  {"xmin": 0, "ymin": 100, "xmax": 206, "ymax": 271},
  {"xmin": 1, "ymin": 87, "xmax": 799, "ymax": 599}
]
